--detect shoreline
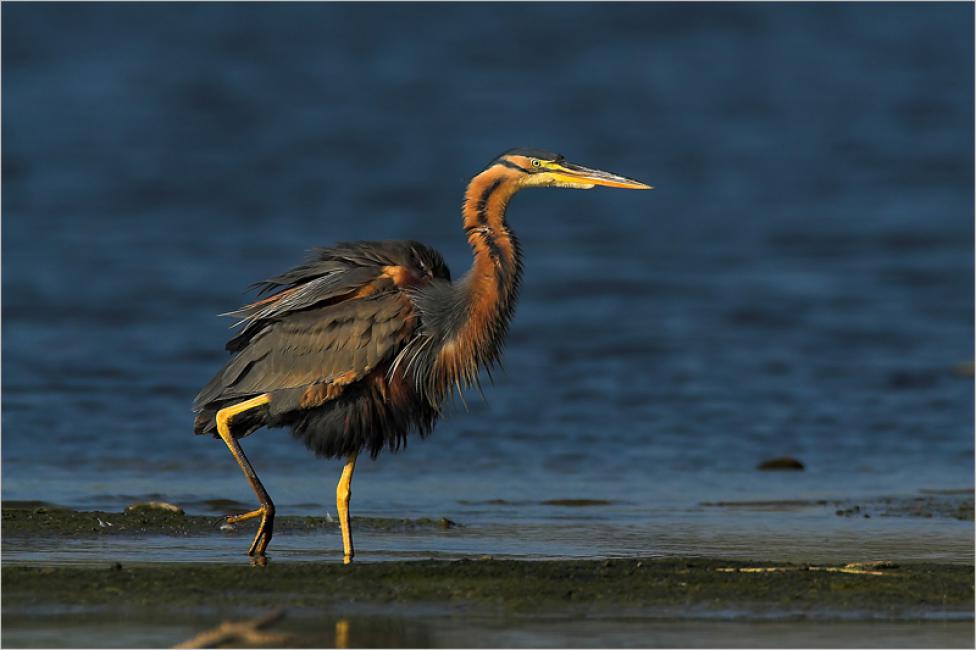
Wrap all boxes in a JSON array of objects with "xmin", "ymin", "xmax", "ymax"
[
  {"xmin": 3, "ymin": 506, "xmax": 973, "ymax": 647},
  {"xmin": 5, "ymin": 508, "xmax": 972, "ymax": 617}
]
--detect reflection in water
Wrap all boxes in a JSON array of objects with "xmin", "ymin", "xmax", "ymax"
[
  {"xmin": 1, "ymin": 608, "xmax": 971, "ymax": 649},
  {"xmin": 334, "ymin": 618, "xmax": 349, "ymax": 649},
  {"xmin": 327, "ymin": 615, "xmax": 434, "ymax": 649},
  {"xmin": 172, "ymin": 610, "xmax": 290, "ymax": 648}
]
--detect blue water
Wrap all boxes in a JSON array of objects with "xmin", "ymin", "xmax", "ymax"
[{"xmin": 3, "ymin": 3, "xmax": 973, "ymax": 562}]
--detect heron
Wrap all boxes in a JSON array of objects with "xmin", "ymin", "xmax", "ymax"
[{"xmin": 193, "ymin": 148, "xmax": 651, "ymax": 564}]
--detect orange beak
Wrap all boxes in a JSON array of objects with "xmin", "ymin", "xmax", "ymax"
[{"xmin": 549, "ymin": 161, "xmax": 653, "ymax": 190}]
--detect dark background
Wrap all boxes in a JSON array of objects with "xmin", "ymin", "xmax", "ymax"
[{"xmin": 3, "ymin": 3, "xmax": 972, "ymax": 532}]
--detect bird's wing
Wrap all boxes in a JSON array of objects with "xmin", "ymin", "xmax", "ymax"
[
  {"xmin": 193, "ymin": 241, "xmax": 448, "ymax": 416},
  {"xmin": 205, "ymin": 291, "xmax": 419, "ymax": 404},
  {"xmin": 224, "ymin": 241, "xmax": 449, "ymax": 352},
  {"xmin": 224, "ymin": 265, "xmax": 394, "ymax": 352}
]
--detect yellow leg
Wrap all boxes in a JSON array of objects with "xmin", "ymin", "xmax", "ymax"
[
  {"xmin": 336, "ymin": 453, "xmax": 358, "ymax": 564},
  {"xmin": 215, "ymin": 394, "xmax": 275, "ymax": 559}
]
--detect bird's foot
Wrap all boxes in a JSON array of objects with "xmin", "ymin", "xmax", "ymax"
[{"xmin": 225, "ymin": 504, "xmax": 274, "ymax": 559}]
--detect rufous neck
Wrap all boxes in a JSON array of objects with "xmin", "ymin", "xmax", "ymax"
[{"xmin": 462, "ymin": 166, "xmax": 522, "ymax": 234}]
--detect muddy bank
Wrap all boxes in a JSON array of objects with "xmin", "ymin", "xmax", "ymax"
[
  {"xmin": 4, "ymin": 557, "xmax": 972, "ymax": 617},
  {"xmin": 1, "ymin": 505, "xmax": 456, "ymax": 538}
]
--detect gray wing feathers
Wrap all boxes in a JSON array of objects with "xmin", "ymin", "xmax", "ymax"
[
  {"xmin": 194, "ymin": 240, "xmax": 450, "ymax": 415},
  {"xmin": 225, "ymin": 267, "xmax": 378, "ymax": 350},
  {"xmin": 193, "ymin": 293, "xmax": 415, "ymax": 410}
]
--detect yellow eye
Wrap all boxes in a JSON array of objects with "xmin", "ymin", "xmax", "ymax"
[{"xmin": 531, "ymin": 159, "xmax": 541, "ymax": 168}]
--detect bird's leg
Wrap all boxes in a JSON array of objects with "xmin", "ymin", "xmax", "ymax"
[
  {"xmin": 336, "ymin": 453, "xmax": 358, "ymax": 564},
  {"xmin": 215, "ymin": 394, "xmax": 275, "ymax": 559}
]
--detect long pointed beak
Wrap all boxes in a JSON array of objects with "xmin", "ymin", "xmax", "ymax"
[{"xmin": 551, "ymin": 161, "xmax": 653, "ymax": 190}]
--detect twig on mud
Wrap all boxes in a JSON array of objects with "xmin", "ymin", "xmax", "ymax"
[{"xmin": 173, "ymin": 609, "xmax": 290, "ymax": 649}]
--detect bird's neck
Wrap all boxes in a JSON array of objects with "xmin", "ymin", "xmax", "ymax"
[
  {"xmin": 461, "ymin": 167, "xmax": 523, "ymax": 301},
  {"xmin": 438, "ymin": 167, "xmax": 524, "ymax": 389}
]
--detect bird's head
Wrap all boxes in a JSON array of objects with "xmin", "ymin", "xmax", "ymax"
[{"xmin": 491, "ymin": 148, "xmax": 652, "ymax": 191}]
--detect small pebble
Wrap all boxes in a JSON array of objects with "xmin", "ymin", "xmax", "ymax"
[{"xmin": 757, "ymin": 457, "xmax": 805, "ymax": 471}]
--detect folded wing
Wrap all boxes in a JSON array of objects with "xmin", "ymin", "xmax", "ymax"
[{"xmin": 193, "ymin": 241, "xmax": 450, "ymax": 435}]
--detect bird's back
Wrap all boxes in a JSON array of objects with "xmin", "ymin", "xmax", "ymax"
[{"xmin": 193, "ymin": 240, "xmax": 451, "ymax": 458}]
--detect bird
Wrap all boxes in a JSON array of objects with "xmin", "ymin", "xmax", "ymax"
[{"xmin": 193, "ymin": 148, "xmax": 651, "ymax": 564}]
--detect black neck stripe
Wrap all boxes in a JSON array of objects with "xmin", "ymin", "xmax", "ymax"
[
  {"xmin": 474, "ymin": 178, "xmax": 511, "ymax": 290},
  {"xmin": 495, "ymin": 159, "xmax": 531, "ymax": 174},
  {"xmin": 477, "ymin": 179, "xmax": 503, "ymax": 227}
]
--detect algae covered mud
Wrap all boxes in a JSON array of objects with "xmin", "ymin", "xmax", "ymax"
[
  {"xmin": 3, "ymin": 506, "xmax": 974, "ymax": 648},
  {"xmin": 3, "ymin": 559, "xmax": 974, "ymax": 649},
  {"xmin": 3, "ymin": 548, "xmax": 974, "ymax": 648}
]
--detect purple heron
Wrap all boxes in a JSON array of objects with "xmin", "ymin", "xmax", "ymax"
[{"xmin": 193, "ymin": 149, "xmax": 651, "ymax": 563}]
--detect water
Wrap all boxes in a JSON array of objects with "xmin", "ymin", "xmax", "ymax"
[{"xmin": 3, "ymin": 3, "xmax": 973, "ymax": 565}]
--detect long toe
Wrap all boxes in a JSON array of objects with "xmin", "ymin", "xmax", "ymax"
[{"xmin": 227, "ymin": 508, "xmax": 265, "ymax": 525}]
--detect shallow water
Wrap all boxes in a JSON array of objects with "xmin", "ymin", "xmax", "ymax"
[
  {"xmin": 3, "ymin": 3, "xmax": 973, "ymax": 567},
  {"xmin": 2, "ymin": 497, "xmax": 973, "ymax": 567}
]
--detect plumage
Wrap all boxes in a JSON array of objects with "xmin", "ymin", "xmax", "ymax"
[{"xmin": 193, "ymin": 240, "xmax": 454, "ymax": 458}]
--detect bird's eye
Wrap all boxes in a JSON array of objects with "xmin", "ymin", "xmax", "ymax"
[{"xmin": 531, "ymin": 159, "xmax": 541, "ymax": 168}]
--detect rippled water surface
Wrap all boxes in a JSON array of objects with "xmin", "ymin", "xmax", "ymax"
[{"xmin": 3, "ymin": 3, "xmax": 973, "ymax": 564}]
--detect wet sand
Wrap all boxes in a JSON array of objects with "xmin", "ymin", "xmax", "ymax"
[
  {"xmin": 2, "ymin": 506, "xmax": 973, "ymax": 648},
  {"xmin": 6, "ymin": 554, "xmax": 973, "ymax": 613},
  {"xmin": 4, "ymin": 556, "xmax": 973, "ymax": 648}
]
